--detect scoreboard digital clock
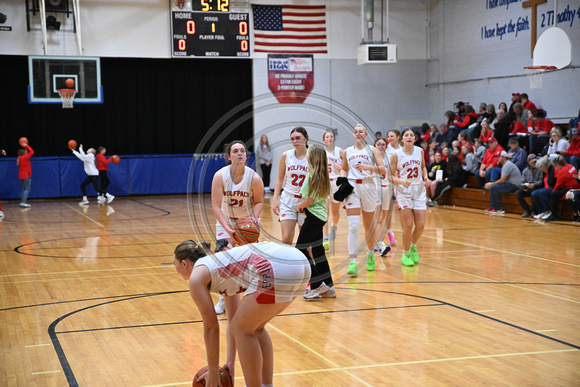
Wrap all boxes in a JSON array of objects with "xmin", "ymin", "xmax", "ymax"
[{"xmin": 171, "ymin": 7, "xmax": 250, "ymax": 58}]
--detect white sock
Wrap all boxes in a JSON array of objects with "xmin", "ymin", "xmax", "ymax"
[
  {"xmin": 387, "ymin": 228, "xmax": 392, "ymax": 233},
  {"xmin": 82, "ymin": 196, "xmax": 87, "ymax": 201},
  {"xmin": 350, "ymin": 257, "xmax": 357, "ymax": 263},
  {"xmin": 347, "ymin": 215, "xmax": 360, "ymax": 255}
]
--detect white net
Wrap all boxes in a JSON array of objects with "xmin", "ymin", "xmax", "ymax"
[
  {"xmin": 57, "ymin": 89, "xmax": 76, "ymax": 108},
  {"xmin": 524, "ymin": 67, "xmax": 549, "ymax": 89}
]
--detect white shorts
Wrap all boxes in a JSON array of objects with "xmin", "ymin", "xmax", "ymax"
[
  {"xmin": 378, "ymin": 183, "xmax": 393, "ymax": 211},
  {"xmin": 279, "ymin": 191, "xmax": 306, "ymax": 226},
  {"xmin": 395, "ymin": 183, "xmax": 427, "ymax": 211},
  {"xmin": 329, "ymin": 178, "xmax": 340, "ymax": 204},
  {"xmin": 344, "ymin": 180, "xmax": 377, "ymax": 213}
]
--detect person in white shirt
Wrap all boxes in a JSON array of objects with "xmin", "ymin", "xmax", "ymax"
[{"xmin": 72, "ymin": 144, "xmax": 114, "ymax": 205}]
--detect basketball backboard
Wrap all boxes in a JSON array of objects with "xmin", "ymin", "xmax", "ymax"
[
  {"xmin": 533, "ymin": 27, "xmax": 572, "ymax": 69},
  {"xmin": 28, "ymin": 56, "xmax": 103, "ymax": 104}
]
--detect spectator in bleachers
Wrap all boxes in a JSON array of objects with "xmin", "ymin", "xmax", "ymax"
[
  {"xmin": 526, "ymin": 109, "xmax": 535, "ymax": 131},
  {"xmin": 427, "ymin": 155, "xmax": 466, "ymax": 207},
  {"xmin": 476, "ymin": 137, "xmax": 505, "ymax": 188},
  {"xmin": 546, "ymin": 127, "xmax": 570, "ymax": 158},
  {"xmin": 441, "ymin": 145, "xmax": 450, "ymax": 161},
  {"xmin": 435, "ymin": 123, "xmax": 457, "ymax": 146},
  {"xmin": 493, "ymin": 110, "xmax": 514, "ymax": 150},
  {"xmin": 515, "ymin": 154, "xmax": 543, "ymax": 218},
  {"xmin": 427, "ymin": 139, "xmax": 438, "ymax": 163},
  {"xmin": 521, "ymin": 93, "xmax": 537, "ymax": 112},
  {"xmin": 477, "ymin": 103, "xmax": 489, "ymax": 123},
  {"xmin": 486, "ymin": 103, "xmax": 497, "ymax": 124},
  {"xmin": 484, "ymin": 151, "xmax": 522, "ymax": 215},
  {"xmin": 456, "ymin": 101, "xmax": 466, "ymax": 117},
  {"xmin": 568, "ymin": 108, "xmax": 580, "ymax": 132},
  {"xmin": 490, "ymin": 108, "xmax": 504, "ymax": 130},
  {"xmin": 426, "ymin": 151, "xmax": 447, "ymax": 199},
  {"xmin": 532, "ymin": 156, "xmax": 557, "ymax": 220},
  {"xmin": 528, "ymin": 109, "xmax": 554, "ymax": 154},
  {"xmin": 479, "ymin": 119, "xmax": 494, "ymax": 145},
  {"xmin": 565, "ymin": 188, "xmax": 580, "ymax": 223},
  {"xmin": 474, "ymin": 138, "xmax": 486, "ymax": 164},
  {"xmin": 419, "ymin": 123, "xmax": 430, "ymax": 144},
  {"xmin": 509, "ymin": 93, "xmax": 521, "ymax": 113},
  {"xmin": 543, "ymin": 155, "xmax": 580, "ymax": 222},
  {"xmin": 560, "ymin": 128, "xmax": 580, "ymax": 170},
  {"xmin": 506, "ymin": 137, "xmax": 528, "ymax": 171},
  {"xmin": 445, "ymin": 110, "xmax": 459, "ymax": 135},
  {"xmin": 429, "ymin": 124, "xmax": 440, "ymax": 140},
  {"xmin": 461, "ymin": 143, "xmax": 479, "ymax": 177},
  {"xmin": 455, "ymin": 105, "xmax": 479, "ymax": 138},
  {"xmin": 498, "ymin": 102, "xmax": 508, "ymax": 114},
  {"xmin": 513, "ymin": 103, "xmax": 529, "ymax": 127}
]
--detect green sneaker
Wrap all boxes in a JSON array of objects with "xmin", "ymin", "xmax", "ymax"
[
  {"xmin": 323, "ymin": 238, "xmax": 330, "ymax": 251},
  {"xmin": 409, "ymin": 245, "xmax": 420, "ymax": 264},
  {"xmin": 401, "ymin": 253, "xmax": 415, "ymax": 267},
  {"xmin": 366, "ymin": 252, "xmax": 375, "ymax": 271},
  {"xmin": 346, "ymin": 261, "xmax": 358, "ymax": 275}
]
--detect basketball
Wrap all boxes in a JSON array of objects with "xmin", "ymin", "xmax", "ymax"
[
  {"xmin": 68, "ymin": 139, "xmax": 77, "ymax": 149},
  {"xmin": 233, "ymin": 217, "xmax": 260, "ymax": 245},
  {"xmin": 19, "ymin": 137, "xmax": 28, "ymax": 146},
  {"xmin": 193, "ymin": 366, "xmax": 232, "ymax": 387},
  {"xmin": 112, "ymin": 155, "xmax": 121, "ymax": 164},
  {"xmin": 65, "ymin": 78, "xmax": 75, "ymax": 88}
]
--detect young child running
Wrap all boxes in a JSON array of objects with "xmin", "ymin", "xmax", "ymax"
[
  {"xmin": 17, "ymin": 140, "xmax": 34, "ymax": 208},
  {"xmin": 390, "ymin": 128, "xmax": 429, "ymax": 266},
  {"xmin": 96, "ymin": 146, "xmax": 118, "ymax": 203},
  {"xmin": 72, "ymin": 144, "xmax": 114, "ymax": 205},
  {"xmin": 296, "ymin": 145, "xmax": 336, "ymax": 299},
  {"xmin": 322, "ymin": 129, "xmax": 344, "ymax": 251}
]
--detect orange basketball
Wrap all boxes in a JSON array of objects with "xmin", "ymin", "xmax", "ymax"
[
  {"xmin": 68, "ymin": 139, "xmax": 77, "ymax": 149},
  {"xmin": 112, "ymin": 155, "xmax": 121, "ymax": 164},
  {"xmin": 65, "ymin": 78, "xmax": 75, "ymax": 88},
  {"xmin": 233, "ymin": 218, "xmax": 260, "ymax": 245},
  {"xmin": 193, "ymin": 366, "xmax": 232, "ymax": 387},
  {"xmin": 19, "ymin": 137, "xmax": 28, "ymax": 146}
]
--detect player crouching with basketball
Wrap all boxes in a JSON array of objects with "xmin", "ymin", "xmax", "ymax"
[{"xmin": 173, "ymin": 239, "xmax": 310, "ymax": 387}]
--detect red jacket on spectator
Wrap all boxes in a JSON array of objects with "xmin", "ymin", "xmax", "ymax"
[
  {"xmin": 481, "ymin": 145, "xmax": 505, "ymax": 169},
  {"xmin": 18, "ymin": 144, "xmax": 34, "ymax": 180},
  {"xmin": 510, "ymin": 121, "xmax": 527, "ymax": 135},
  {"xmin": 562, "ymin": 139, "xmax": 580, "ymax": 157},
  {"xmin": 455, "ymin": 112, "xmax": 479, "ymax": 129},
  {"xmin": 523, "ymin": 100, "xmax": 537, "ymax": 111},
  {"xmin": 96, "ymin": 153, "xmax": 114, "ymax": 171},
  {"xmin": 535, "ymin": 118, "xmax": 554, "ymax": 134},
  {"xmin": 553, "ymin": 164, "xmax": 580, "ymax": 191}
]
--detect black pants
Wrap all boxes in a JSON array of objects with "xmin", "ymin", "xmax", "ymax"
[
  {"xmin": 295, "ymin": 209, "xmax": 333, "ymax": 289},
  {"xmin": 514, "ymin": 188, "xmax": 536, "ymax": 213},
  {"xmin": 549, "ymin": 189, "xmax": 569, "ymax": 217},
  {"xmin": 81, "ymin": 176, "xmax": 106, "ymax": 196},
  {"xmin": 432, "ymin": 181, "xmax": 453, "ymax": 201},
  {"xmin": 260, "ymin": 163, "xmax": 272, "ymax": 188},
  {"xmin": 99, "ymin": 170, "xmax": 110, "ymax": 193}
]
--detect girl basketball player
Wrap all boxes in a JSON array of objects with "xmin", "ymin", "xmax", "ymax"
[
  {"xmin": 211, "ymin": 141, "xmax": 264, "ymax": 314},
  {"xmin": 296, "ymin": 145, "xmax": 335, "ymax": 299},
  {"xmin": 96, "ymin": 146, "xmax": 117, "ymax": 203},
  {"xmin": 272, "ymin": 127, "xmax": 309, "ymax": 245},
  {"xmin": 340, "ymin": 124, "xmax": 386, "ymax": 275},
  {"xmin": 173, "ymin": 240, "xmax": 310, "ymax": 387},
  {"xmin": 72, "ymin": 145, "xmax": 114, "ymax": 205},
  {"xmin": 373, "ymin": 138, "xmax": 393, "ymax": 257},
  {"xmin": 390, "ymin": 128, "xmax": 429, "ymax": 267},
  {"xmin": 322, "ymin": 129, "xmax": 345, "ymax": 250},
  {"xmin": 375, "ymin": 129, "xmax": 401, "ymax": 255}
]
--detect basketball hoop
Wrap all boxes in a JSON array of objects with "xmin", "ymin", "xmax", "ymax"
[
  {"xmin": 523, "ymin": 66, "xmax": 556, "ymax": 89},
  {"xmin": 57, "ymin": 88, "xmax": 77, "ymax": 108}
]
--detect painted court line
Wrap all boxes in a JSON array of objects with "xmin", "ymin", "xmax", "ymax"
[
  {"xmin": 140, "ymin": 349, "xmax": 578, "ymax": 387},
  {"xmin": 31, "ymin": 370, "xmax": 61, "ymax": 375},
  {"xmin": 25, "ymin": 344, "xmax": 51, "ymax": 348},
  {"xmin": 535, "ymin": 329, "xmax": 558, "ymax": 333},
  {"xmin": 63, "ymin": 202, "xmax": 105, "ymax": 227},
  {"xmin": 475, "ymin": 310, "xmax": 495, "ymax": 313}
]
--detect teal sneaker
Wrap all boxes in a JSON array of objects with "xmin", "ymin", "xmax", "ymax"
[
  {"xmin": 366, "ymin": 252, "xmax": 376, "ymax": 271},
  {"xmin": 323, "ymin": 238, "xmax": 330, "ymax": 251},
  {"xmin": 346, "ymin": 261, "xmax": 358, "ymax": 275},
  {"xmin": 409, "ymin": 245, "xmax": 420, "ymax": 264},
  {"xmin": 401, "ymin": 253, "xmax": 415, "ymax": 267}
]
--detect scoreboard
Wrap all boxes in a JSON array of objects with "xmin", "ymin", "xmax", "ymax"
[{"xmin": 171, "ymin": 1, "xmax": 250, "ymax": 58}]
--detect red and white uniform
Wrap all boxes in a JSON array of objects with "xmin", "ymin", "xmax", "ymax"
[
  {"xmin": 194, "ymin": 242, "xmax": 310, "ymax": 304},
  {"xmin": 216, "ymin": 165, "xmax": 255, "ymax": 239},
  {"xmin": 378, "ymin": 150, "xmax": 393, "ymax": 210},
  {"xmin": 344, "ymin": 145, "xmax": 378, "ymax": 212},
  {"xmin": 395, "ymin": 146, "xmax": 426, "ymax": 210},
  {"xmin": 279, "ymin": 149, "xmax": 308, "ymax": 223},
  {"xmin": 327, "ymin": 147, "xmax": 342, "ymax": 203}
]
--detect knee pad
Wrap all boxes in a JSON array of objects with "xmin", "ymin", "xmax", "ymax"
[{"xmin": 348, "ymin": 215, "xmax": 361, "ymax": 255}]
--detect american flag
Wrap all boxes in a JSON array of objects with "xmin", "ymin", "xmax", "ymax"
[{"xmin": 252, "ymin": 4, "xmax": 327, "ymax": 54}]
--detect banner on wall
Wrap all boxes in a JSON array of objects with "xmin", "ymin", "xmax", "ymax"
[{"xmin": 268, "ymin": 54, "xmax": 314, "ymax": 104}]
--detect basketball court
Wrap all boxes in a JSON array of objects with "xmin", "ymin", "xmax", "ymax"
[{"xmin": 1, "ymin": 196, "xmax": 578, "ymax": 386}]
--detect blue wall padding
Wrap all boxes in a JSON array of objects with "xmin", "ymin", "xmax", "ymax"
[{"xmin": 0, "ymin": 154, "xmax": 255, "ymax": 200}]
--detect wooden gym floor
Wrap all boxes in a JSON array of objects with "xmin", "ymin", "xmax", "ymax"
[{"xmin": 1, "ymin": 195, "xmax": 579, "ymax": 386}]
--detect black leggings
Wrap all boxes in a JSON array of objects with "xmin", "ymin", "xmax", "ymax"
[
  {"xmin": 99, "ymin": 170, "xmax": 110, "ymax": 192},
  {"xmin": 81, "ymin": 176, "xmax": 106, "ymax": 196},
  {"xmin": 260, "ymin": 163, "xmax": 272, "ymax": 188},
  {"xmin": 295, "ymin": 209, "xmax": 333, "ymax": 289}
]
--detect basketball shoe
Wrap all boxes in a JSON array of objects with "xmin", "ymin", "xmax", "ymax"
[
  {"xmin": 346, "ymin": 261, "xmax": 358, "ymax": 275},
  {"xmin": 401, "ymin": 252, "xmax": 415, "ymax": 267},
  {"xmin": 366, "ymin": 251, "xmax": 376, "ymax": 271},
  {"xmin": 409, "ymin": 245, "xmax": 420, "ymax": 264}
]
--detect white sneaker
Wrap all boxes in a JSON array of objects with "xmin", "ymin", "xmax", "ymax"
[
  {"xmin": 540, "ymin": 211, "xmax": 552, "ymax": 220},
  {"xmin": 303, "ymin": 283, "xmax": 329, "ymax": 300},
  {"xmin": 0, "ymin": 211, "xmax": 4, "ymax": 220},
  {"xmin": 106, "ymin": 193, "xmax": 115, "ymax": 203},
  {"xmin": 19, "ymin": 203, "xmax": 31, "ymax": 208},
  {"xmin": 214, "ymin": 296, "xmax": 225, "ymax": 315},
  {"xmin": 97, "ymin": 196, "xmax": 106, "ymax": 203},
  {"xmin": 533, "ymin": 211, "xmax": 547, "ymax": 219},
  {"xmin": 79, "ymin": 199, "xmax": 89, "ymax": 205}
]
